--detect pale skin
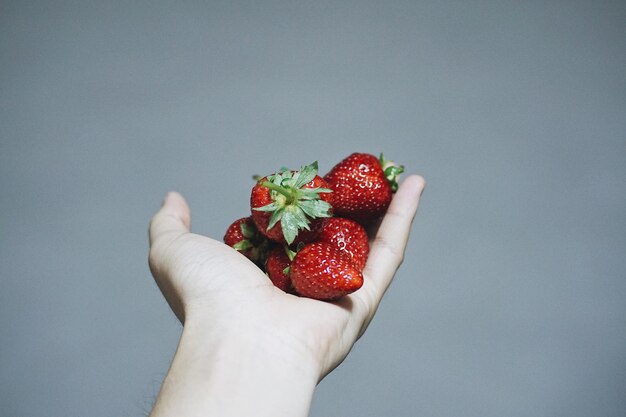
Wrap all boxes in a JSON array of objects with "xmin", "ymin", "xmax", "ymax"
[{"xmin": 148, "ymin": 174, "xmax": 426, "ymax": 417}]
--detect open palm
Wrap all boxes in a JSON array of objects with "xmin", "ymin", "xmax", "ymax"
[{"xmin": 148, "ymin": 175, "xmax": 425, "ymax": 381}]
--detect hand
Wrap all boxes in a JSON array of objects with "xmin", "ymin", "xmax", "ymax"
[{"xmin": 148, "ymin": 175, "xmax": 425, "ymax": 417}]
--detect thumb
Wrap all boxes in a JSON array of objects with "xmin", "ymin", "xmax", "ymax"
[{"xmin": 149, "ymin": 191, "xmax": 191, "ymax": 248}]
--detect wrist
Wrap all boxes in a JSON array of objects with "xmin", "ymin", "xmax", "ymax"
[
  {"xmin": 151, "ymin": 309, "xmax": 321, "ymax": 417},
  {"xmin": 184, "ymin": 311, "xmax": 322, "ymax": 381}
]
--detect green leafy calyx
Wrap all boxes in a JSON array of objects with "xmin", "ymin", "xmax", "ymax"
[{"xmin": 253, "ymin": 161, "xmax": 333, "ymax": 244}]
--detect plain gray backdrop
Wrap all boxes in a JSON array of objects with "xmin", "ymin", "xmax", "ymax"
[{"xmin": 1, "ymin": 1, "xmax": 625, "ymax": 416}]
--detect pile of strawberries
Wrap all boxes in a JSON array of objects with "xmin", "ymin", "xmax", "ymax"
[{"xmin": 223, "ymin": 153, "xmax": 404, "ymax": 301}]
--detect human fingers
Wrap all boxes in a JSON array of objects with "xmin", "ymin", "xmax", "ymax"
[
  {"xmin": 149, "ymin": 191, "xmax": 191, "ymax": 246},
  {"xmin": 356, "ymin": 175, "xmax": 426, "ymax": 319},
  {"xmin": 148, "ymin": 192, "xmax": 192, "ymax": 322},
  {"xmin": 148, "ymin": 191, "xmax": 192, "ymax": 274}
]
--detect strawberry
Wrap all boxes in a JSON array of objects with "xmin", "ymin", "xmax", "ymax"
[
  {"xmin": 265, "ymin": 246, "xmax": 295, "ymax": 293},
  {"xmin": 317, "ymin": 217, "xmax": 369, "ymax": 270},
  {"xmin": 290, "ymin": 242, "xmax": 363, "ymax": 301},
  {"xmin": 223, "ymin": 217, "xmax": 268, "ymax": 264},
  {"xmin": 324, "ymin": 153, "xmax": 403, "ymax": 225},
  {"xmin": 251, "ymin": 162, "xmax": 333, "ymax": 245}
]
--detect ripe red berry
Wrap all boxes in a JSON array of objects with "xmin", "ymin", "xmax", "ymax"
[
  {"xmin": 290, "ymin": 242, "xmax": 363, "ymax": 301},
  {"xmin": 265, "ymin": 246, "xmax": 294, "ymax": 293},
  {"xmin": 317, "ymin": 217, "xmax": 369, "ymax": 270},
  {"xmin": 223, "ymin": 217, "xmax": 268, "ymax": 264},
  {"xmin": 324, "ymin": 153, "xmax": 403, "ymax": 225}
]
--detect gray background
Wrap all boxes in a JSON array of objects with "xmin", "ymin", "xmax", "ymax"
[{"xmin": 1, "ymin": 1, "xmax": 625, "ymax": 416}]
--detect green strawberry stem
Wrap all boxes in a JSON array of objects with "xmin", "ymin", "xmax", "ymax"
[
  {"xmin": 261, "ymin": 180, "xmax": 295, "ymax": 201},
  {"xmin": 379, "ymin": 153, "xmax": 405, "ymax": 192}
]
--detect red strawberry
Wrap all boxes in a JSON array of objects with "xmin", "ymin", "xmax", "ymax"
[
  {"xmin": 251, "ymin": 162, "xmax": 333, "ymax": 245},
  {"xmin": 317, "ymin": 217, "xmax": 369, "ymax": 270},
  {"xmin": 265, "ymin": 246, "xmax": 295, "ymax": 293},
  {"xmin": 290, "ymin": 242, "xmax": 363, "ymax": 301},
  {"xmin": 223, "ymin": 217, "xmax": 268, "ymax": 264},
  {"xmin": 324, "ymin": 153, "xmax": 403, "ymax": 225}
]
